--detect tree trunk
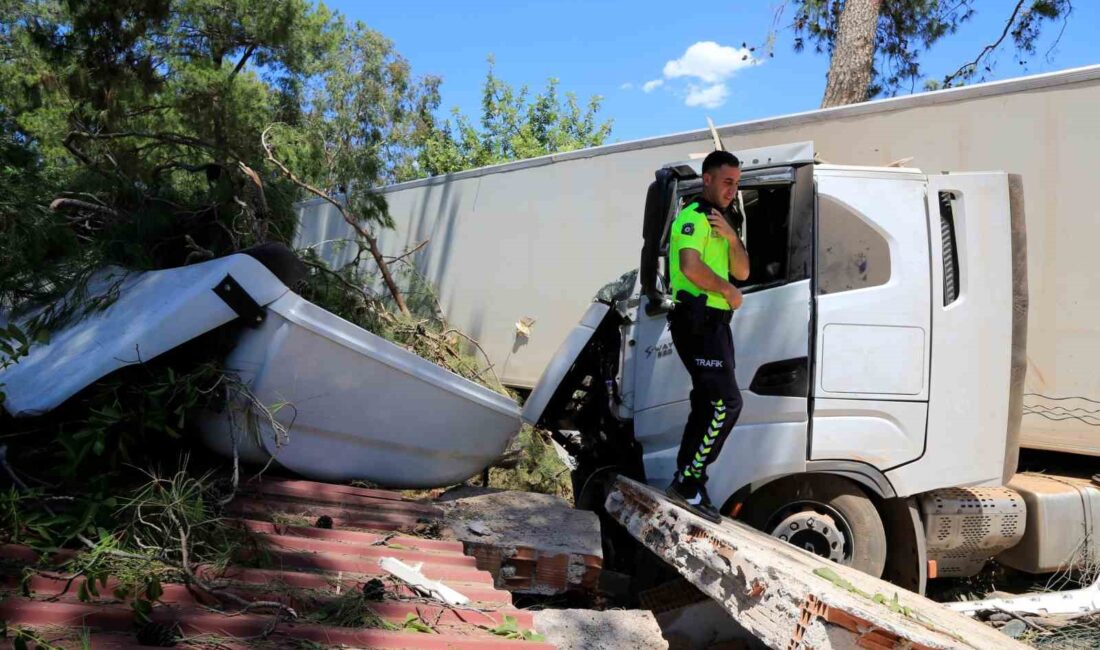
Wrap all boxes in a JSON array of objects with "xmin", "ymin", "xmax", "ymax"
[{"xmin": 820, "ymin": 0, "xmax": 882, "ymax": 108}]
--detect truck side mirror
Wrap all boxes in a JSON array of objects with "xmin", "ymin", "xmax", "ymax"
[
  {"xmin": 644, "ymin": 292, "xmax": 674, "ymax": 316},
  {"xmin": 640, "ymin": 169, "xmax": 678, "ymax": 302}
]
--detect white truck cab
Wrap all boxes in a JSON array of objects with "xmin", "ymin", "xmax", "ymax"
[{"xmin": 523, "ymin": 142, "xmax": 1098, "ymax": 592}]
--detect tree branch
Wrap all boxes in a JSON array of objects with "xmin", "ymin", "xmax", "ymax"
[
  {"xmin": 384, "ymin": 239, "xmax": 429, "ymax": 264},
  {"xmin": 261, "ymin": 124, "xmax": 410, "ymax": 315},
  {"xmin": 441, "ymin": 328, "xmax": 502, "ymax": 390},
  {"xmin": 48, "ymin": 198, "xmax": 121, "ymax": 219},
  {"xmin": 301, "ymin": 258, "xmax": 377, "ymax": 305},
  {"xmin": 229, "ymin": 43, "xmax": 257, "ymax": 80},
  {"xmin": 943, "ymin": 0, "xmax": 1027, "ymax": 87}
]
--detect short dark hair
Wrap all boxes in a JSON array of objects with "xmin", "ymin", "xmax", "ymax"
[{"xmin": 702, "ymin": 150, "xmax": 741, "ymax": 175}]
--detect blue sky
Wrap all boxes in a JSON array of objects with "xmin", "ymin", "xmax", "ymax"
[{"xmin": 323, "ymin": 1, "xmax": 1100, "ymax": 143}]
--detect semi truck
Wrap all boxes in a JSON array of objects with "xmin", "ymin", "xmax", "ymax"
[
  {"xmin": 296, "ymin": 66, "xmax": 1100, "ymax": 591},
  {"xmin": 521, "ymin": 140, "xmax": 1099, "ymax": 593},
  {"xmin": 298, "ymin": 64, "xmax": 1100, "ymax": 459}
]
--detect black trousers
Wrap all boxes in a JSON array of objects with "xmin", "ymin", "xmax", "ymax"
[{"xmin": 668, "ymin": 306, "xmax": 743, "ymax": 487}]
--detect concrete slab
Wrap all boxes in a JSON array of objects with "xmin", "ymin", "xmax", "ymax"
[
  {"xmin": 438, "ymin": 486, "xmax": 603, "ymax": 594},
  {"xmin": 534, "ymin": 608, "xmax": 668, "ymax": 650},
  {"xmin": 606, "ymin": 476, "xmax": 1029, "ymax": 650}
]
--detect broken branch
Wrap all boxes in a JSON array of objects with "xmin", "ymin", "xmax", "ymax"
[{"xmin": 261, "ymin": 124, "xmax": 409, "ymax": 316}]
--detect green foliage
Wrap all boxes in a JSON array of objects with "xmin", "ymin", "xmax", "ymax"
[
  {"xmin": 0, "ymin": 321, "xmax": 38, "ymax": 405},
  {"xmin": 55, "ymin": 361, "xmax": 225, "ymax": 476},
  {"xmin": 401, "ymin": 612, "xmax": 437, "ymax": 634},
  {"xmin": 3, "ymin": 624, "xmax": 68, "ymax": 650},
  {"xmin": 488, "ymin": 426, "xmax": 573, "ymax": 501},
  {"xmin": 308, "ymin": 584, "xmax": 400, "ymax": 629},
  {"xmin": 487, "ymin": 615, "xmax": 546, "ymax": 642},
  {"xmin": 791, "ymin": 0, "xmax": 1073, "ymax": 97},
  {"xmin": 417, "ymin": 56, "xmax": 612, "ymax": 176},
  {"xmin": 264, "ymin": 19, "xmax": 442, "ymax": 228}
]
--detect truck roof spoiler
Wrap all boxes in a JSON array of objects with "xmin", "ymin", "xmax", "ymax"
[{"xmin": 663, "ymin": 140, "xmax": 816, "ymax": 176}]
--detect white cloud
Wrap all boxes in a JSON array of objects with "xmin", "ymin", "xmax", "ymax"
[
  {"xmin": 619, "ymin": 82, "xmax": 634, "ymax": 90},
  {"xmin": 685, "ymin": 83, "xmax": 730, "ymax": 109},
  {"xmin": 633, "ymin": 41, "xmax": 758, "ymax": 108},
  {"xmin": 663, "ymin": 41, "xmax": 757, "ymax": 83}
]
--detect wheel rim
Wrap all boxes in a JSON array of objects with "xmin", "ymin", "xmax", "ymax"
[{"xmin": 764, "ymin": 501, "xmax": 854, "ymax": 564}]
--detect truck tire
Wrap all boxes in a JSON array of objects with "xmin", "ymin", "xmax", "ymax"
[{"xmin": 740, "ymin": 474, "xmax": 887, "ymax": 578}]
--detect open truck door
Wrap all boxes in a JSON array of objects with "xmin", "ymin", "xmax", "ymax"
[{"xmin": 622, "ymin": 143, "xmax": 817, "ymax": 511}]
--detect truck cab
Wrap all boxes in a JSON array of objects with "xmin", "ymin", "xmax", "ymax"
[{"xmin": 524, "ymin": 142, "xmax": 1037, "ymax": 592}]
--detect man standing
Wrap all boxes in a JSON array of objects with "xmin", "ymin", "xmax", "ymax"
[{"xmin": 665, "ymin": 150, "xmax": 749, "ymax": 522}]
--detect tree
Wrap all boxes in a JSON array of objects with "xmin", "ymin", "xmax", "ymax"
[
  {"xmin": 417, "ymin": 57, "xmax": 613, "ymax": 176},
  {"xmin": 0, "ymin": 1, "xmax": 438, "ymax": 313},
  {"xmin": 0, "ymin": 0, "xmax": 338, "ymax": 282},
  {"xmin": 261, "ymin": 20, "xmax": 443, "ymax": 315},
  {"xmin": 785, "ymin": 0, "xmax": 1074, "ymax": 107}
]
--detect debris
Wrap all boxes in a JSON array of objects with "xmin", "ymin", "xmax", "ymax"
[
  {"xmin": 605, "ymin": 475, "xmax": 1028, "ymax": 650},
  {"xmin": 515, "ymin": 317, "xmax": 536, "ymax": 339},
  {"xmin": 653, "ymin": 598, "xmax": 761, "ymax": 650},
  {"xmin": 467, "ymin": 520, "xmax": 493, "ymax": 536},
  {"xmin": 533, "ymin": 609, "xmax": 667, "ymax": 650},
  {"xmin": 946, "ymin": 577, "xmax": 1100, "ymax": 617},
  {"xmin": 361, "ymin": 578, "xmax": 386, "ymax": 601},
  {"xmin": 1000, "ymin": 619, "xmax": 1027, "ymax": 638},
  {"xmin": 437, "ymin": 486, "xmax": 602, "ymax": 595},
  {"xmin": 377, "ymin": 557, "xmax": 469, "ymax": 606}
]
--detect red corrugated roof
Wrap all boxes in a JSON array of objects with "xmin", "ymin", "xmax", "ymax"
[{"xmin": 1, "ymin": 477, "xmax": 556, "ymax": 649}]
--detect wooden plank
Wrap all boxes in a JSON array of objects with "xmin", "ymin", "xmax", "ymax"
[{"xmin": 605, "ymin": 476, "xmax": 1025, "ymax": 650}]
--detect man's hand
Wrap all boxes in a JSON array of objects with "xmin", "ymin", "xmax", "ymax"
[
  {"xmin": 707, "ymin": 210, "xmax": 739, "ymax": 243},
  {"xmin": 680, "ymin": 248, "xmax": 744, "ymax": 309},
  {"xmin": 720, "ymin": 282, "xmax": 744, "ymax": 310}
]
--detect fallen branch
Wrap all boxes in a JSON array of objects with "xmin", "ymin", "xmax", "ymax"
[
  {"xmin": 370, "ymin": 532, "xmax": 399, "ymax": 547},
  {"xmin": 301, "ymin": 258, "xmax": 377, "ymax": 307},
  {"xmin": 261, "ymin": 124, "xmax": 409, "ymax": 316},
  {"xmin": 384, "ymin": 239, "xmax": 429, "ymax": 264},
  {"xmin": 994, "ymin": 606, "xmax": 1048, "ymax": 632},
  {"xmin": 442, "ymin": 328, "xmax": 503, "ymax": 390},
  {"xmin": 3, "ymin": 445, "xmax": 296, "ymax": 634}
]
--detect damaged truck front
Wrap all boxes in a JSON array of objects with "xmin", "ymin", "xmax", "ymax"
[{"xmin": 524, "ymin": 141, "xmax": 1100, "ymax": 594}]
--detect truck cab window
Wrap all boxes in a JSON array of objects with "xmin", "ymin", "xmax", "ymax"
[
  {"xmin": 817, "ymin": 194, "xmax": 891, "ymax": 294},
  {"xmin": 732, "ymin": 185, "xmax": 791, "ymax": 290}
]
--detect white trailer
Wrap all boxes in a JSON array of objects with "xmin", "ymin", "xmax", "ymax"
[{"xmin": 296, "ymin": 65, "xmax": 1100, "ymax": 459}]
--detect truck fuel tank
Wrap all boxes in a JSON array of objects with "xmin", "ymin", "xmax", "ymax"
[{"xmin": 997, "ymin": 473, "xmax": 1100, "ymax": 574}]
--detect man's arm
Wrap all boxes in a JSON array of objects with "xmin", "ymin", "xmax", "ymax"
[
  {"xmin": 680, "ymin": 249, "xmax": 743, "ymax": 309},
  {"xmin": 707, "ymin": 210, "xmax": 749, "ymax": 281}
]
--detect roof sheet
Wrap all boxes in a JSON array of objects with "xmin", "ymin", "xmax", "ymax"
[{"xmin": 1, "ymin": 477, "xmax": 556, "ymax": 649}]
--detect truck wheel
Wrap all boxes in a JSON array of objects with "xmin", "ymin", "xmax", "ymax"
[{"xmin": 740, "ymin": 474, "xmax": 887, "ymax": 577}]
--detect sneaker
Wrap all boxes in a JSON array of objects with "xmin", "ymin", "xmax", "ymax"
[{"xmin": 665, "ymin": 478, "xmax": 722, "ymax": 523}]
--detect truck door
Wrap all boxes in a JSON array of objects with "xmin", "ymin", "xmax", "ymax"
[
  {"xmin": 630, "ymin": 164, "xmax": 815, "ymax": 506},
  {"xmin": 810, "ymin": 169, "xmax": 931, "ymax": 472}
]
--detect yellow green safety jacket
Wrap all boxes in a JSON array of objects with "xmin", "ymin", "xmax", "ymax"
[{"xmin": 669, "ymin": 198, "xmax": 732, "ymax": 311}]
